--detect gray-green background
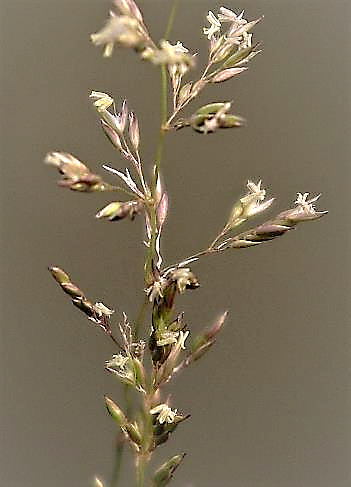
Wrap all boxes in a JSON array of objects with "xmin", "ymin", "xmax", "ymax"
[{"xmin": 1, "ymin": 1, "xmax": 350, "ymax": 486}]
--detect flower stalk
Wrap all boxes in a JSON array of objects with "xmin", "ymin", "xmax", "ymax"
[{"xmin": 45, "ymin": 2, "xmax": 327, "ymax": 487}]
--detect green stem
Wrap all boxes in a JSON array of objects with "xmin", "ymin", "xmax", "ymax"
[
  {"xmin": 164, "ymin": 0, "xmax": 179, "ymax": 40},
  {"xmin": 138, "ymin": 6, "xmax": 180, "ymax": 485},
  {"xmin": 144, "ymin": 207, "xmax": 158, "ymax": 285},
  {"xmin": 146, "ymin": 56, "xmax": 169, "ymax": 284},
  {"xmin": 110, "ymin": 384, "xmax": 133, "ymax": 487},
  {"xmin": 136, "ymin": 454, "xmax": 147, "ymax": 487},
  {"xmin": 110, "ymin": 435, "xmax": 125, "ymax": 487},
  {"xmin": 154, "ymin": 0, "xmax": 178, "ymax": 182},
  {"xmin": 135, "ymin": 391, "xmax": 154, "ymax": 487},
  {"xmin": 154, "ymin": 65, "xmax": 168, "ymax": 183}
]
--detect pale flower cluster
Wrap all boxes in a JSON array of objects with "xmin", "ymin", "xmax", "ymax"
[
  {"xmin": 105, "ymin": 353, "xmax": 136, "ymax": 385},
  {"xmin": 46, "ymin": 2, "xmax": 328, "ymax": 486},
  {"xmin": 93, "ymin": 302, "xmax": 114, "ymax": 317},
  {"xmin": 142, "ymin": 40, "xmax": 195, "ymax": 75},
  {"xmin": 89, "ymin": 91, "xmax": 114, "ymax": 111},
  {"xmin": 150, "ymin": 404, "xmax": 177, "ymax": 424},
  {"xmin": 106, "ymin": 353, "xmax": 130, "ymax": 369},
  {"xmin": 203, "ymin": 6, "xmax": 253, "ymax": 49},
  {"xmin": 288, "ymin": 192, "xmax": 327, "ymax": 221},
  {"xmin": 295, "ymin": 192, "xmax": 321, "ymax": 212},
  {"xmin": 240, "ymin": 180, "xmax": 275, "ymax": 219},
  {"xmin": 156, "ymin": 329, "xmax": 189, "ymax": 348},
  {"xmin": 203, "ymin": 11, "xmax": 221, "ymax": 40},
  {"xmin": 91, "ymin": 13, "xmax": 143, "ymax": 57}
]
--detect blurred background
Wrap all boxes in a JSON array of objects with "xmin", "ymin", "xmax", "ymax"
[{"xmin": 1, "ymin": 1, "xmax": 350, "ymax": 486}]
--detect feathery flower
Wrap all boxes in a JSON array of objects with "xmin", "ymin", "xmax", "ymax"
[
  {"xmin": 156, "ymin": 330, "xmax": 180, "ymax": 347},
  {"xmin": 142, "ymin": 40, "xmax": 195, "ymax": 74},
  {"xmin": 106, "ymin": 353, "xmax": 130, "ymax": 369},
  {"xmin": 93, "ymin": 302, "xmax": 114, "ymax": 317},
  {"xmin": 287, "ymin": 192, "xmax": 327, "ymax": 221},
  {"xmin": 240, "ymin": 180, "xmax": 274, "ymax": 218},
  {"xmin": 91, "ymin": 13, "xmax": 145, "ymax": 57},
  {"xmin": 295, "ymin": 192, "xmax": 321, "ymax": 211},
  {"xmin": 90, "ymin": 91, "xmax": 114, "ymax": 111},
  {"xmin": 150, "ymin": 404, "xmax": 177, "ymax": 424},
  {"xmin": 203, "ymin": 11, "xmax": 221, "ymax": 40}
]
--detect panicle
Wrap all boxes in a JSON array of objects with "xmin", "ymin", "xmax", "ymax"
[
  {"xmin": 48, "ymin": 266, "xmax": 115, "ymax": 335},
  {"xmin": 178, "ymin": 102, "xmax": 245, "ymax": 134},
  {"xmin": 150, "ymin": 403, "xmax": 177, "ymax": 424},
  {"xmin": 96, "ymin": 200, "xmax": 144, "ymax": 222},
  {"xmin": 153, "ymin": 330, "xmax": 190, "ymax": 386},
  {"xmin": 89, "ymin": 91, "xmax": 149, "ymax": 198},
  {"xmin": 91, "ymin": 8, "xmax": 150, "ymax": 57},
  {"xmin": 152, "ymin": 454, "xmax": 186, "ymax": 487},
  {"xmin": 171, "ymin": 312, "xmax": 228, "ymax": 379},
  {"xmin": 225, "ymin": 179, "xmax": 274, "ymax": 231},
  {"xmin": 168, "ymin": 268, "xmax": 200, "ymax": 294},
  {"xmin": 104, "ymin": 395, "xmax": 128, "ymax": 427},
  {"xmin": 215, "ymin": 192, "xmax": 326, "ymax": 251},
  {"xmin": 46, "ymin": 5, "xmax": 328, "ymax": 487},
  {"xmin": 45, "ymin": 152, "xmax": 113, "ymax": 192},
  {"xmin": 149, "ymin": 402, "xmax": 190, "ymax": 446},
  {"xmin": 277, "ymin": 192, "xmax": 327, "ymax": 223},
  {"xmin": 146, "ymin": 267, "xmax": 199, "ymax": 304},
  {"xmin": 142, "ymin": 40, "xmax": 195, "ymax": 76},
  {"xmin": 203, "ymin": 6, "xmax": 262, "ymax": 65},
  {"xmin": 104, "ymin": 395, "xmax": 143, "ymax": 448},
  {"xmin": 211, "ymin": 66, "xmax": 247, "ymax": 83},
  {"xmin": 105, "ymin": 351, "xmax": 146, "ymax": 392}
]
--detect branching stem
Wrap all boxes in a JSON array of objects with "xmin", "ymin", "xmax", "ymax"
[
  {"xmin": 145, "ymin": 1, "xmax": 176, "ymax": 284},
  {"xmin": 154, "ymin": 65, "xmax": 168, "ymax": 182},
  {"xmin": 165, "ymin": 61, "xmax": 213, "ymax": 129}
]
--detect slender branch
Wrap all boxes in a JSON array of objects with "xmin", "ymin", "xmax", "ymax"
[
  {"xmin": 162, "ymin": 248, "xmax": 216, "ymax": 273},
  {"xmin": 164, "ymin": 0, "xmax": 179, "ymax": 40},
  {"xmin": 103, "ymin": 185, "xmax": 137, "ymax": 198},
  {"xmin": 161, "ymin": 221, "xmax": 231, "ymax": 273},
  {"xmin": 154, "ymin": 65, "xmax": 168, "ymax": 181},
  {"xmin": 165, "ymin": 61, "xmax": 213, "ymax": 128},
  {"xmin": 209, "ymin": 225, "xmax": 230, "ymax": 249},
  {"xmin": 135, "ymin": 3, "xmax": 182, "ymax": 485},
  {"xmin": 108, "ymin": 332, "xmax": 123, "ymax": 350},
  {"xmin": 154, "ymin": 0, "xmax": 179, "ymax": 178},
  {"xmin": 145, "ymin": 15, "xmax": 172, "ymax": 283},
  {"xmin": 135, "ymin": 151, "xmax": 150, "ymax": 197}
]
